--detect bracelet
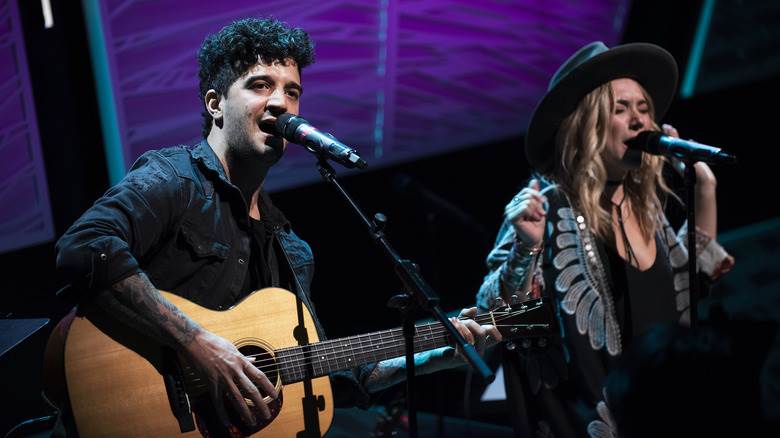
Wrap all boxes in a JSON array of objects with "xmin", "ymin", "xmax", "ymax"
[
  {"xmin": 502, "ymin": 240, "xmax": 542, "ymax": 298},
  {"xmin": 514, "ymin": 238, "xmax": 543, "ymax": 256}
]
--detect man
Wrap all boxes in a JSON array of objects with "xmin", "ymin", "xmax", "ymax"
[{"xmin": 54, "ymin": 17, "xmax": 499, "ymax": 435}]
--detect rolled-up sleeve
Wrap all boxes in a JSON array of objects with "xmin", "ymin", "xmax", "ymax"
[
  {"xmin": 330, "ymin": 364, "xmax": 378, "ymax": 409},
  {"xmin": 55, "ymin": 152, "xmax": 181, "ymax": 300},
  {"xmin": 476, "ymin": 221, "xmax": 539, "ymax": 311},
  {"xmin": 676, "ymin": 221, "xmax": 735, "ymax": 280}
]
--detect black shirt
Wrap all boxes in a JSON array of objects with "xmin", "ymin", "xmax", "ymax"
[
  {"xmin": 239, "ymin": 186, "xmax": 292, "ymax": 299},
  {"xmin": 607, "ymin": 233, "xmax": 678, "ymax": 343},
  {"xmin": 241, "ymin": 217, "xmax": 278, "ymax": 294}
]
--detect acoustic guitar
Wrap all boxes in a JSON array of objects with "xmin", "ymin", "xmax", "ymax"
[{"xmin": 44, "ymin": 287, "xmax": 549, "ymax": 437}]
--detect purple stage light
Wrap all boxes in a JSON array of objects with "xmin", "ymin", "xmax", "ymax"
[{"xmin": 0, "ymin": 0, "xmax": 55, "ymax": 254}]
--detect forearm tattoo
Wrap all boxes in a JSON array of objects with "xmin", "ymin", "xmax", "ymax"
[
  {"xmin": 365, "ymin": 357, "xmax": 407, "ymax": 393},
  {"xmin": 95, "ymin": 273, "xmax": 201, "ymax": 348},
  {"xmin": 365, "ymin": 348, "xmax": 455, "ymax": 393}
]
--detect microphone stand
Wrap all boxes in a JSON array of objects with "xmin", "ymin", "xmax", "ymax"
[
  {"xmin": 684, "ymin": 160, "xmax": 699, "ymax": 326},
  {"xmin": 314, "ymin": 157, "xmax": 494, "ymax": 438}
]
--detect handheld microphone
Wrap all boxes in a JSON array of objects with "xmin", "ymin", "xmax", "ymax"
[
  {"xmin": 275, "ymin": 113, "xmax": 367, "ymax": 169},
  {"xmin": 624, "ymin": 131, "xmax": 736, "ymax": 164}
]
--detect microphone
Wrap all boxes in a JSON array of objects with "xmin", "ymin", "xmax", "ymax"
[
  {"xmin": 275, "ymin": 113, "xmax": 367, "ymax": 169},
  {"xmin": 624, "ymin": 131, "xmax": 736, "ymax": 164}
]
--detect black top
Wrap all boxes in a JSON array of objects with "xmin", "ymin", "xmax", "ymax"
[
  {"xmin": 241, "ymin": 217, "xmax": 278, "ymax": 294},
  {"xmin": 240, "ymin": 188, "xmax": 292, "ymax": 298},
  {"xmin": 606, "ymin": 233, "xmax": 678, "ymax": 344}
]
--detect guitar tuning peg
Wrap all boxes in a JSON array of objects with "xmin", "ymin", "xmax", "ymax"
[
  {"xmin": 509, "ymin": 294, "xmax": 520, "ymax": 305},
  {"xmin": 505, "ymin": 341, "xmax": 516, "ymax": 351}
]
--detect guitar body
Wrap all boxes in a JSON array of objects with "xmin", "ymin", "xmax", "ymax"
[
  {"xmin": 62, "ymin": 288, "xmax": 333, "ymax": 437},
  {"xmin": 49, "ymin": 285, "xmax": 548, "ymax": 437}
]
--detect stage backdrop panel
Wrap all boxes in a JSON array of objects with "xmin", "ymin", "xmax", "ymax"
[
  {"xmin": 0, "ymin": 0, "xmax": 55, "ymax": 254},
  {"xmin": 84, "ymin": 0, "xmax": 630, "ymax": 191}
]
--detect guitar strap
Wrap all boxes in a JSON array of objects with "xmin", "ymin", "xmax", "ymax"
[{"xmin": 272, "ymin": 231, "xmax": 327, "ymax": 342}]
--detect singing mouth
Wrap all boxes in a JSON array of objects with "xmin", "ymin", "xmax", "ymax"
[{"xmin": 258, "ymin": 118, "xmax": 278, "ymax": 137}]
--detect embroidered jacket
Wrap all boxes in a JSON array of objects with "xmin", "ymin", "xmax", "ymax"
[{"xmin": 476, "ymin": 183, "xmax": 734, "ymax": 437}]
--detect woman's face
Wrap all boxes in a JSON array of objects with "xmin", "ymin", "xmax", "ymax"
[{"xmin": 602, "ymin": 78, "xmax": 653, "ymax": 180}]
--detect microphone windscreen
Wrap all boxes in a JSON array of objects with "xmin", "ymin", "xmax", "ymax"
[
  {"xmin": 624, "ymin": 131, "xmax": 663, "ymax": 154},
  {"xmin": 275, "ymin": 113, "xmax": 308, "ymax": 138}
]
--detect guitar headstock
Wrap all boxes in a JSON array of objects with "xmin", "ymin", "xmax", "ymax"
[{"xmin": 486, "ymin": 297, "xmax": 551, "ymax": 341}]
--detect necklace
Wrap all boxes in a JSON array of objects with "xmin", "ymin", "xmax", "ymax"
[{"xmin": 612, "ymin": 194, "xmax": 637, "ymax": 266}]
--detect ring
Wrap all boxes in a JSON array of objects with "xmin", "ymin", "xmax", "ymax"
[{"xmin": 512, "ymin": 197, "xmax": 520, "ymax": 202}]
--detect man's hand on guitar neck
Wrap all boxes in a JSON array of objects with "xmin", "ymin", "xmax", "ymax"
[
  {"xmin": 365, "ymin": 307, "xmax": 501, "ymax": 393},
  {"xmin": 450, "ymin": 306, "xmax": 503, "ymax": 357}
]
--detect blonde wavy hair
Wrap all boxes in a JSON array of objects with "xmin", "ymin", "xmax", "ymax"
[{"xmin": 549, "ymin": 81, "xmax": 677, "ymax": 242}]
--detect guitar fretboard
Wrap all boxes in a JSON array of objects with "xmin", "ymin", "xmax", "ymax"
[{"xmin": 273, "ymin": 314, "xmax": 493, "ymax": 384}]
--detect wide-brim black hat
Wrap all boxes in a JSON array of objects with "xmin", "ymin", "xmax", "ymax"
[{"xmin": 525, "ymin": 41, "xmax": 678, "ymax": 174}]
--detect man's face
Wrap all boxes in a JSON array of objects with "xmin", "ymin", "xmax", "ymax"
[
  {"xmin": 219, "ymin": 57, "xmax": 302, "ymax": 165},
  {"xmin": 602, "ymin": 78, "xmax": 653, "ymax": 175}
]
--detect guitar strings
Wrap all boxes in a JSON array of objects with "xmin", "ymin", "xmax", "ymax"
[
  {"xmin": 268, "ymin": 310, "xmax": 539, "ymax": 358},
  {"xmin": 242, "ymin": 312, "xmax": 518, "ymax": 369},
  {"xmin": 191, "ymin": 311, "xmax": 536, "ymax": 375},
  {"xmin": 185, "ymin": 319, "xmax": 547, "ymax": 389},
  {"xmin": 264, "ymin": 326, "xmax": 545, "ymax": 377},
  {"xmin": 186, "ymin": 324, "xmax": 546, "ymax": 390},
  {"xmin": 185, "ymin": 332, "xmax": 458, "ymax": 389},
  {"xmin": 184, "ymin": 311, "xmax": 544, "ymax": 387}
]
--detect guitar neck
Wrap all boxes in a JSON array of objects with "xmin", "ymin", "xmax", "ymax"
[{"xmin": 274, "ymin": 314, "xmax": 494, "ymax": 384}]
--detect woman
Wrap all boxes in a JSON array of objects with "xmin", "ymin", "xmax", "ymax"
[{"xmin": 476, "ymin": 42, "xmax": 734, "ymax": 437}]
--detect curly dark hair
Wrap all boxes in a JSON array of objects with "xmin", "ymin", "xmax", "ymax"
[{"xmin": 197, "ymin": 18, "xmax": 315, "ymax": 138}]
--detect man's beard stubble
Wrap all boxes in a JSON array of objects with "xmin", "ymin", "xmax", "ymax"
[{"xmin": 226, "ymin": 120, "xmax": 284, "ymax": 167}]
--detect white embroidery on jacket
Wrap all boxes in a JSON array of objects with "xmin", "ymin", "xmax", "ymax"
[{"xmin": 554, "ymin": 206, "xmax": 622, "ymax": 356}]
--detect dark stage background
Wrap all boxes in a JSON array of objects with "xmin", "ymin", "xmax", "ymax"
[{"xmin": 2, "ymin": 0, "xmax": 779, "ymax": 436}]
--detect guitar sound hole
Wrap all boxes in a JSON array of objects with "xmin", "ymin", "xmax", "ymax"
[{"xmin": 237, "ymin": 344, "xmax": 279, "ymax": 397}]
